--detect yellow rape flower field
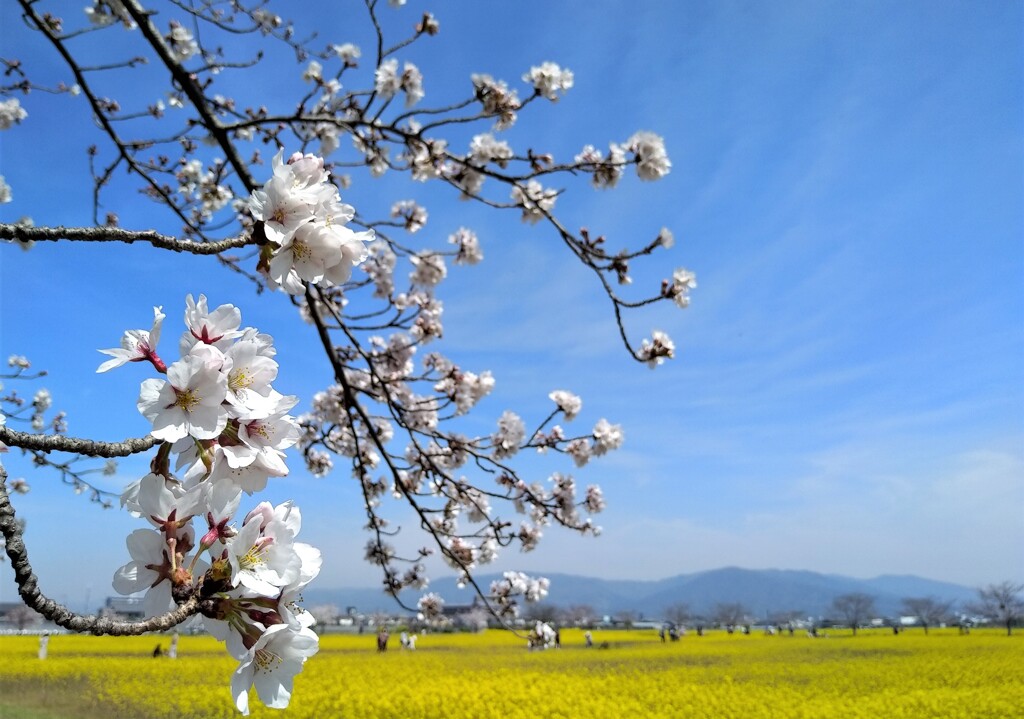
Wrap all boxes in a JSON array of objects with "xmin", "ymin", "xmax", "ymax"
[{"xmin": 1, "ymin": 628, "xmax": 1021, "ymax": 719}]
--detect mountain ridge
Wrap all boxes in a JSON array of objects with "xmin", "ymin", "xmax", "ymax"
[{"xmin": 302, "ymin": 567, "xmax": 979, "ymax": 618}]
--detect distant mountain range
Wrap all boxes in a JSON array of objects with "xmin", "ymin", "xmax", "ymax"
[{"xmin": 303, "ymin": 567, "xmax": 979, "ymax": 618}]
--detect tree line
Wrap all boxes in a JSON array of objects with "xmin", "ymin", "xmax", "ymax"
[{"xmin": 504, "ymin": 581, "xmax": 1024, "ymax": 636}]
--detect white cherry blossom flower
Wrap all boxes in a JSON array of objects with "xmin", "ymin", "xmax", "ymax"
[
  {"xmin": 584, "ymin": 485, "xmax": 606, "ymax": 513},
  {"xmin": 279, "ymin": 150, "xmax": 330, "ymax": 191},
  {"xmin": 248, "ymin": 175, "xmax": 316, "ymax": 245},
  {"xmin": 181, "ymin": 294, "xmax": 244, "ymax": 352},
  {"xmin": 417, "ymin": 592, "xmax": 444, "ymax": 619},
  {"xmin": 223, "ymin": 408, "xmax": 300, "ymax": 475},
  {"xmin": 84, "ymin": 0, "xmax": 135, "ymax": 28},
  {"xmin": 0, "ymin": 98, "xmax": 28, "ymax": 130},
  {"xmin": 232, "ymin": 624, "xmax": 319, "ymax": 715},
  {"xmin": 448, "ymin": 228, "xmax": 482, "ymax": 265},
  {"xmin": 302, "ymin": 60, "xmax": 322, "ymax": 83},
  {"xmin": 401, "ymin": 62, "xmax": 425, "ymax": 106},
  {"xmin": 97, "ymin": 306, "xmax": 165, "ymax": 373},
  {"xmin": 224, "ymin": 339, "xmax": 278, "ymax": 411},
  {"xmin": 166, "ymin": 22, "xmax": 199, "ymax": 63},
  {"xmin": 492, "ymin": 410, "xmax": 525, "ymax": 458},
  {"xmin": 658, "ymin": 227, "xmax": 675, "ymax": 248},
  {"xmin": 319, "ymin": 226, "xmax": 373, "ymax": 287},
  {"xmin": 471, "ymin": 74, "xmax": 519, "ymax": 130},
  {"xmin": 111, "ymin": 528, "xmax": 202, "ymax": 619},
  {"xmin": 267, "ymin": 222, "xmax": 337, "ymax": 286},
  {"xmin": 269, "ymin": 221, "xmax": 370, "ymax": 291},
  {"xmin": 548, "ymin": 390, "xmax": 582, "ymax": 420},
  {"xmin": 227, "ymin": 514, "xmax": 301, "ymax": 595},
  {"xmin": 670, "ymin": 268, "xmax": 697, "ymax": 308},
  {"xmin": 205, "ymin": 447, "xmax": 285, "ymax": 494},
  {"xmin": 468, "ymin": 134, "xmax": 513, "ymax": 167},
  {"xmin": 391, "ymin": 199, "xmax": 428, "ymax": 233},
  {"xmin": 511, "ymin": 181, "xmax": 557, "ymax": 224},
  {"xmin": 332, "ymin": 43, "xmax": 361, "ymax": 64},
  {"xmin": 524, "ymin": 62, "xmax": 574, "ymax": 101},
  {"xmin": 627, "ymin": 131, "xmax": 671, "ymax": 180},
  {"xmin": 374, "ymin": 58, "xmax": 401, "ymax": 98},
  {"xmin": 592, "ymin": 418, "xmax": 624, "ymax": 455},
  {"xmin": 138, "ymin": 350, "xmax": 228, "ymax": 442},
  {"xmin": 409, "ymin": 252, "xmax": 446, "ymax": 287},
  {"xmin": 637, "ymin": 330, "xmax": 676, "ymax": 367},
  {"xmin": 123, "ymin": 472, "xmax": 203, "ymax": 529},
  {"xmin": 565, "ymin": 438, "xmax": 591, "ymax": 467}
]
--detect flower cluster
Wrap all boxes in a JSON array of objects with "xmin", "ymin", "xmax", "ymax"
[
  {"xmin": 489, "ymin": 571, "xmax": 550, "ymax": 619},
  {"xmin": 575, "ymin": 130, "xmax": 671, "ymax": 188},
  {"xmin": 249, "ymin": 150, "xmax": 373, "ymax": 295},
  {"xmin": 637, "ymin": 330, "xmax": 676, "ymax": 368},
  {"xmin": 374, "ymin": 59, "xmax": 425, "ymax": 107},
  {"xmin": 84, "ymin": 0, "xmax": 135, "ymax": 28},
  {"xmin": 529, "ymin": 620, "xmax": 558, "ymax": 649},
  {"xmin": 0, "ymin": 98, "xmax": 28, "ymax": 130},
  {"xmin": 165, "ymin": 21, "xmax": 199, "ymax": 63},
  {"xmin": 472, "ymin": 74, "xmax": 520, "ymax": 130},
  {"xmin": 524, "ymin": 62, "xmax": 574, "ymax": 101},
  {"xmin": 626, "ymin": 131, "xmax": 672, "ymax": 181},
  {"xmin": 511, "ymin": 180, "xmax": 558, "ymax": 224},
  {"xmin": 100, "ymin": 296, "xmax": 319, "ymax": 714}
]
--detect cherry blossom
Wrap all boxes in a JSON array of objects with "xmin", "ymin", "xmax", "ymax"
[
  {"xmin": 669, "ymin": 268, "xmax": 698, "ymax": 308},
  {"xmin": 226, "ymin": 510, "xmax": 302, "ymax": 595},
  {"xmin": 592, "ymin": 418, "xmax": 624, "ymax": 456},
  {"xmin": 637, "ymin": 330, "xmax": 676, "ymax": 368},
  {"xmin": 524, "ymin": 62, "xmax": 574, "ymax": 101},
  {"xmin": 138, "ymin": 349, "xmax": 228, "ymax": 442},
  {"xmin": 97, "ymin": 306, "xmax": 166, "ymax": 373},
  {"xmin": 182, "ymin": 294, "xmax": 243, "ymax": 352},
  {"xmin": 627, "ymin": 131, "xmax": 672, "ymax": 180},
  {"xmin": 232, "ymin": 624, "xmax": 319, "ymax": 715},
  {"xmin": 448, "ymin": 228, "xmax": 483, "ymax": 265},
  {"xmin": 549, "ymin": 390, "xmax": 582, "ymax": 421},
  {"xmin": 511, "ymin": 180, "xmax": 558, "ymax": 224},
  {"xmin": 0, "ymin": 98, "xmax": 28, "ymax": 130}
]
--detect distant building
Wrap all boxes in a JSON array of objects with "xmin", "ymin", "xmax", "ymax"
[
  {"xmin": 0, "ymin": 602, "xmax": 25, "ymax": 617},
  {"xmin": 101, "ymin": 597, "xmax": 146, "ymax": 620}
]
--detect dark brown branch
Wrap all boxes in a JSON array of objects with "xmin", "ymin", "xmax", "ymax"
[
  {"xmin": 121, "ymin": 0, "xmax": 258, "ymax": 193},
  {"xmin": 0, "ymin": 223, "xmax": 252, "ymax": 254},
  {"xmin": 0, "ymin": 426, "xmax": 159, "ymax": 458}
]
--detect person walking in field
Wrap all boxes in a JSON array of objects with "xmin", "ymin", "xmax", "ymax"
[
  {"xmin": 38, "ymin": 634, "xmax": 49, "ymax": 660},
  {"xmin": 377, "ymin": 627, "xmax": 390, "ymax": 652},
  {"xmin": 169, "ymin": 631, "xmax": 179, "ymax": 659},
  {"xmin": 584, "ymin": 630, "xmax": 593, "ymax": 648}
]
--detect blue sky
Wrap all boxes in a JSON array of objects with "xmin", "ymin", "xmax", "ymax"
[{"xmin": 1, "ymin": 0, "xmax": 1021, "ymax": 612}]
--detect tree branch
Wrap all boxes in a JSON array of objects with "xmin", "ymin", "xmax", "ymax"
[
  {"xmin": 121, "ymin": 0, "xmax": 258, "ymax": 193},
  {"xmin": 0, "ymin": 223, "xmax": 252, "ymax": 254},
  {"xmin": 0, "ymin": 426, "xmax": 159, "ymax": 457}
]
